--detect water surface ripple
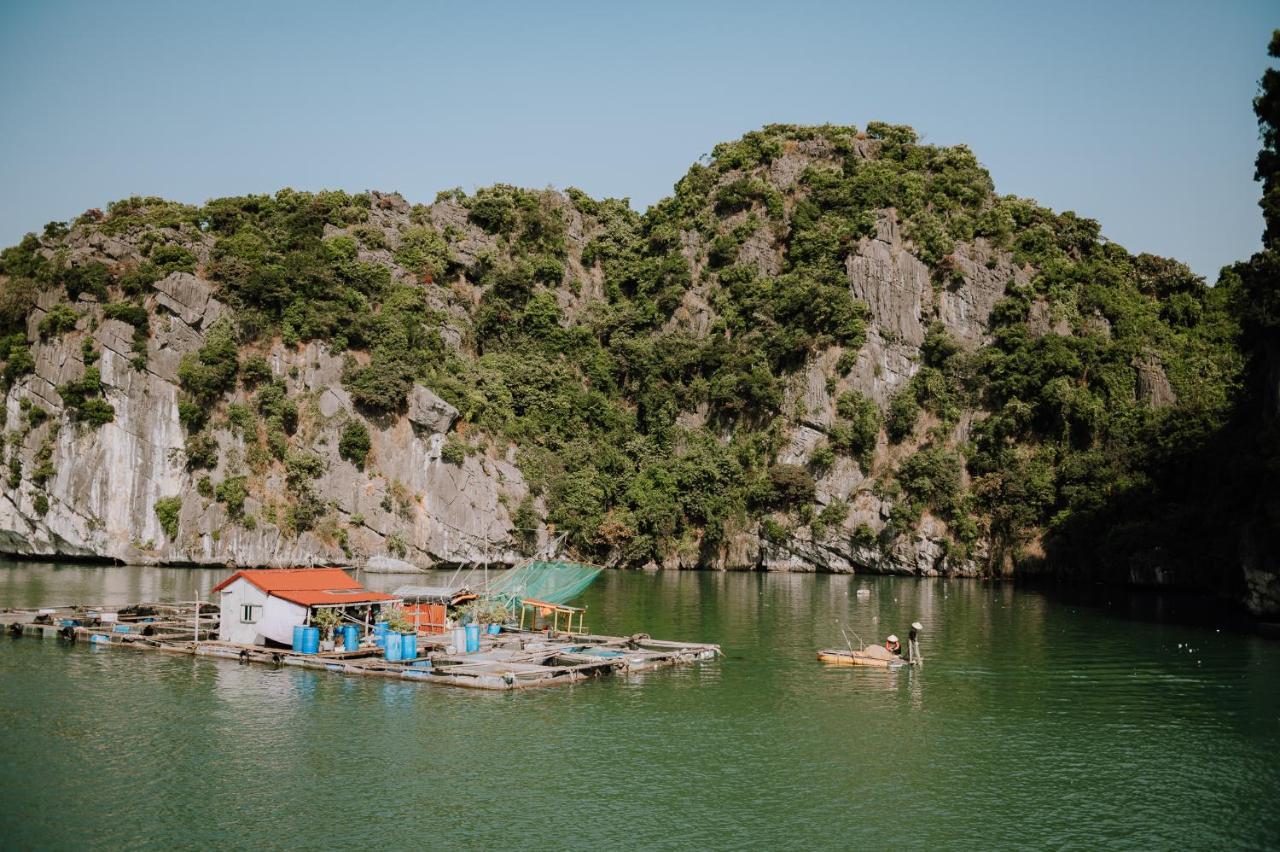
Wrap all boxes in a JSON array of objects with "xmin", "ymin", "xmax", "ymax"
[{"xmin": 1, "ymin": 563, "xmax": 1277, "ymax": 849}]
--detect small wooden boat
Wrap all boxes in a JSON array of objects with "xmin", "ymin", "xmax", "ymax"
[{"xmin": 817, "ymin": 645, "xmax": 906, "ymax": 669}]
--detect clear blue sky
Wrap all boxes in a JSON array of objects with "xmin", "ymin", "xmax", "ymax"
[{"xmin": 0, "ymin": 0, "xmax": 1274, "ymax": 278}]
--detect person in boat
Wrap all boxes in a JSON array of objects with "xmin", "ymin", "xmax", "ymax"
[
  {"xmin": 884, "ymin": 634, "xmax": 901, "ymax": 656},
  {"xmin": 907, "ymin": 622, "xmax": 923, "ymax": 666}
]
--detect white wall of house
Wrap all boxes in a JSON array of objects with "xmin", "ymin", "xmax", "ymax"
[
  {"xmin": 218, "ymin": 579, "xmax": 270, "ymax": 645},
  {"xmin": 258, "ymin": 595, "xmax": 308, "ymax": 646}
]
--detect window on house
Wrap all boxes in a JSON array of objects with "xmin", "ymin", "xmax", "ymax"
[{"xmin": 241, "ymin": 604, "xmax": 261, "ymax": 623}]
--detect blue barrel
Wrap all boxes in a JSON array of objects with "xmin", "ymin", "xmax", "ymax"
[
  {"xmin": 301, "ymin": 626, "xmax": 320, "ymax": 655},
  {"xmin": 341, "ymin": 625, "xmax": 359, "ymax": 652},
  {"xmin": 384, "ymin": 634, "xmax": 402, "ymax": 662},
  {"xmin": 374, "ymin": 621, "xmax": 390, "ymax": 647},
  {"xmin": 292, "ymin": 625, "xmax": 307, "ymax": 652},
  {"xmin": 465, "ymin": 623, "xmax": 480, "ymax": 653},
  {"xmin": 401, "ymin": 632, "xmax": 417, "ymax": 660},
  {"xmin": 487, "ymin": 623, "xmax": 501, "ymax": 635}
]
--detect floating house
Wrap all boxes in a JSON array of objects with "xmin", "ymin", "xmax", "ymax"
[
  {"xmin": 4, "ymin": 560, "xmax": 721, "ymax": 691},
  {"xmin": 213, "ymin": 568, "xmax": 397, "ymax": 646}
]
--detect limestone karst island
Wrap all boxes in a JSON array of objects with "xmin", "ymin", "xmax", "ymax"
[{"xmin": 2, "ymin": 5, "xmax": 1278, "ymax": 850}]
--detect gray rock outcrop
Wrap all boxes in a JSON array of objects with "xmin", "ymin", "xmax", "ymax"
[
  {"xmin": 153, "ymin": 272, "xmax": 227, "ymax": 329},
  {"xmin": 0, "ymin": 277, "xmax": 528, "ymax": 569},
  {"xmin": 1134, "ymin": 354, "xmax": 1177, "ymax": 408},
  {"xmin": 407, "ymin": 384, "xmax": 459, "ymax": 434},
  {"xmin": 847, "ymin": 211, "xmax": 933, "ymax": 349}
]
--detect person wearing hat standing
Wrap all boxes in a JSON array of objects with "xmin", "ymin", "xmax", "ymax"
[{"xmin": 907, "ymin": 622, "xmax": 923, "ymax": 666}]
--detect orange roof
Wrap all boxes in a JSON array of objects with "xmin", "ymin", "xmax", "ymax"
[
  {"xmin": 212, "ymin": 568, "xmax": 397, "ymax": 608},
  {"xmin": 270, "ymin": 588, "xmax": 398, "ymax": 607},
  {"xmin": 521, "ymin": 597, "xmax": 584, "ymax": 613}
]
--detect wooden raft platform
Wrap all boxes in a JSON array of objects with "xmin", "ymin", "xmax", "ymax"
[{"xmin": 1, "ymin": 604, "xmax": 720, "ymax": 691}]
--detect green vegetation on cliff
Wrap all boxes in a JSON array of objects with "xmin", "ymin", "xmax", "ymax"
[{"xmin": 0, "ymin": 115, "xmax": 1257, "ymax": 591}]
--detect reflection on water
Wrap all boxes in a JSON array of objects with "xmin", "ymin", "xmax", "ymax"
[{"xmin": 1, "ymin": 560, "xmax": 1278, "ymax": 849}]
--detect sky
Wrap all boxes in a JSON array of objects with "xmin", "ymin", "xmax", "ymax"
[{"xmin": 0, "ymin": 0, "xmax": 1274, "ymax": 279}]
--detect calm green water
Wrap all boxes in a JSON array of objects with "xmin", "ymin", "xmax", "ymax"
[{"xmin": 1, "ymin": 562, "xmax": 1278, "ymax": 850}]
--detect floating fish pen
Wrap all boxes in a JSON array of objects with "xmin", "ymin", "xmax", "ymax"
[{"xmin": 1, "ymin": 564, "xmax": 720, "ymax": 691}]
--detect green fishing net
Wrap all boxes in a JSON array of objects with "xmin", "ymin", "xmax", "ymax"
[{"xmin": 485, "ymin": 560, "xmax": 602, "ymax": 608}]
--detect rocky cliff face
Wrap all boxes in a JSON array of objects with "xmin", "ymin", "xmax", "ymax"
[
  {"xmin": 1, "ymin": 267, "xmax": 531, "ymax": 567},
  {"xmin": 0, "ymin": 123, "xmax": 1259, "ymax": 612},
  {"xmin": 746, "ymin": 213, "xmax": 1007, "ymax": 576},
  {"xmin": 0, "ymin": 211, "xmax": 965, "ymax": 574}
]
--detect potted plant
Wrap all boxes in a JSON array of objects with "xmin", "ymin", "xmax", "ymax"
[
  {"xmin": 454, "ymin": 602, "xmax": 479, "ymax": 626},
  {"xmin": 482, "ymin": 600, "xmax": 509, "ymax": 631},
  {"xmin": 381, "ymin": 605, "xmax": 412, "ymax": 634},
  {"xmin": 457, "ymin": 600, "xmax": 509, "ymax": 632},
  {"xmin": 312, "ymin": 607, "xmax": 341, "ymax": 651}
]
